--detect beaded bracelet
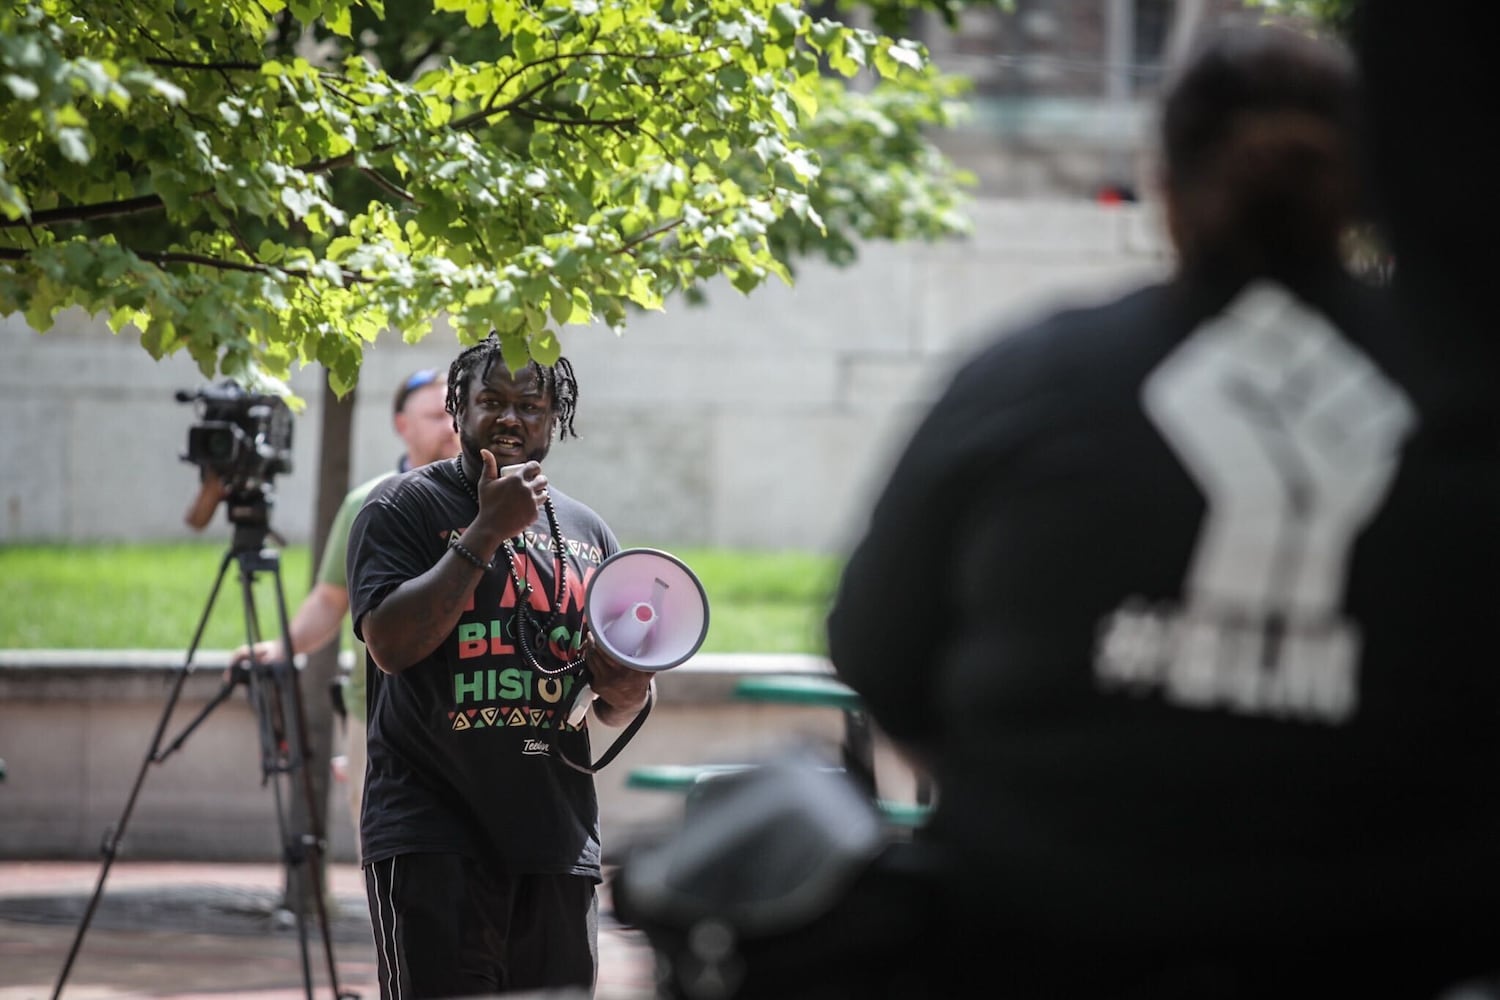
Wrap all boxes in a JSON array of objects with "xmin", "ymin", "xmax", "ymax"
[{"xmin": 448, "ymin": 535, "xmax": 495, "ymax": 572}]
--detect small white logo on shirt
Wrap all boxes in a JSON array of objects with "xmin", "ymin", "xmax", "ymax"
[{"xmin": 522, "ymin": 738, "xmax": 551, "ymax": 756}]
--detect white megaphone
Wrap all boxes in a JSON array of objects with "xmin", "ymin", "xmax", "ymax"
[{"xmin": 568, "ymin": 548, "xmax": 710, "ymax": 726}]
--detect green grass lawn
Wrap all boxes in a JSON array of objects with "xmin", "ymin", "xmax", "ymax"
[{"xmin": 0, "ymin": 541, "xmax": 840, "ymax": 655}]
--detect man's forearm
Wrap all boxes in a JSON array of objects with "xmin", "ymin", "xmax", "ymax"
[
  {"xmin": 592, "ymin": 688, "xmax": 650, "ymax": 727},
  {"xmin": 284, "ymin": 583, "xmax": 350, "ymax": 658}
]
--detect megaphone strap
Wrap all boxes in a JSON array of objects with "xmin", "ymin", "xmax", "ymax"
[
  {"xmin": 500, "ymin": 515, "xmax": 566, "ymax": 615},
  {"xmin": 550, "ymin": 677, "xmax": 656, "ymax": 775},
  {"xmin": 510, "ymin": 592, "xmax": 587, "ymax": 677},
  {"xmin": 502, "ymin": 498, "xmax": 581, "ymax": 673}
]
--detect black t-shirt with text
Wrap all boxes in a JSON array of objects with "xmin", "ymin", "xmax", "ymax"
[{"xmin": 347, "ymin": 460, "xmax": 619, "ymax": 876}]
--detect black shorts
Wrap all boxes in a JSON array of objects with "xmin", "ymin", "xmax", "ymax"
[{"xmin": 365, "ymin": 853, "xmax": 597, "ymax": 999}]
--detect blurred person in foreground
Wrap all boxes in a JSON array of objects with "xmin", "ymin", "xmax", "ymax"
[
  {"xmin": 345, "ymin": 335, "xmax": 652, "ymax": 997},
  {"xmin": 827, "ymin": 23, "xmax": 1499, "ymax": 1000},
  {"xmin": 1350, "ymin": 0, "xmax": 1497, "ymax": 363},
  {"xmin": 232, "ymin": 368, "xmax": 459, "ymax": 851}
]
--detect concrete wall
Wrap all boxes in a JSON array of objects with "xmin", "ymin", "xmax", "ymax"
[
  {"xmin": 0, "ymin": 198, "xmax": 1170, "ymax": 554},
  {"xmin": 0, "ymin": 651, "xmax": 920, "ymax": 864},
  {"xmin": 0, "ymin": 199, "xmax": 1169, "ymax": 866}
]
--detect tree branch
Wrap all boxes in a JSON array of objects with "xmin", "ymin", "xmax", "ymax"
[
  {"xmin": 616, "ymin": 218, "xmax": 684, "ymax": 253},
  {"xmin": 0, "ymin": 245, "xmax": 372, "ymax": 284},
  {"xmin": 511, "ymin": 104, "xmax": 639, "ymax": 128},
  {"xmin": 468, "ymin": 71, "xmax": 566, "ymax": 127},
  {"xmin": 136, "ymin": 249, "xmax": 272, "ymax": 273},
  {"xmin": 612, "ymin": 120, "xmax": 671, "ymax": 159},
  {"xmin": 146, "ymin": 57, "xmax": 262, "ymax": 71},
  {"xmin": 361, "ymin": 167, "xmax": 416, "ymax": 202},
  {"xmin": 0, "ymin": 194, "xmax": 168, "ymax": 230},
  {"xmin": 486, "ymin": 45, "xmax": 703, "ymax": 109},
  {"xmin": 138, "ymin": 250, "xmax": 374, "ymax": 284},
  {"xmin": 302, "ymin": 71, "xmax": 566, "ymax": 174}
]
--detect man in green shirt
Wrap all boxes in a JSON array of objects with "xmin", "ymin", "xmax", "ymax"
[{"xmin": 239, "ymin": 368, "xmax": 459, "ymax": 852}]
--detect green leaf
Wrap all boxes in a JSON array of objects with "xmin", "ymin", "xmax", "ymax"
[
  {"xmin": 3, "ymin": 75, "xmax": 40, "ymax": 100},
  {"xmin": 626, "ymin": 273, "xmax": 664, "ymax": 311},
  {"xmin": 886, "ymin": 42, "xmax": 924, "ymax": 72},
  {"xmin": 326, "ymin": 5, "xmax": 353, "ymax": 36},
  {"xmin": 499, "ymin": 330, "xmax": 531, "ymax": 374},
  {"xmin": 548, "ymin": 290, "xmax": 570, "ymax": 325},
  {"xmin": 55, "ymin": 129, "xmax": 92, "ymax": 164},
  {"xmin": 514, "ymin": 28, "xmax": 539, "ymax": 61},
  {"xmin": 567, "ymin": 286, "xmax": 591, "ymax": 324},
  {"xmin": 529, "ymin": 329, "xmax": 562, "ymax": 365}
]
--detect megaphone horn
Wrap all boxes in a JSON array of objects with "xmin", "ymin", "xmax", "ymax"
[
  {"xmin": 600, "ymin": 576, "xmax": 669, "ymax": 659},
  {"xmin": 586, "ymin": 548, "xmax": 710, "ymax": 670},
  {"xmin": 569, "ymin": 548, "xmax": 711, "ymax": 727}
]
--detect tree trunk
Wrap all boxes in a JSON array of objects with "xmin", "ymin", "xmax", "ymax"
[{"xmin": 283, "ymin": 370, "xmax": 355, "ymax": 918}]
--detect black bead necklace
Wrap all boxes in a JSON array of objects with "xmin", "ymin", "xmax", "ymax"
[{"xmin": 453, "ymin": 456, "xmax": 585, "ymax": 676}]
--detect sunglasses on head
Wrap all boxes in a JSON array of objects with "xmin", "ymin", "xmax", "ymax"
[{"xmin": 394, "ymin": 368, "xmax": 442, "ymax": 413}]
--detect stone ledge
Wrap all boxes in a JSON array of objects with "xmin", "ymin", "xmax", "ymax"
[
  {"xmin": 0, "ymin": 649, "xmax": 912, "ymax": 863},
  {"xmin": 0, "ymin": 649, "xmax": 836, "ymax": 706}
]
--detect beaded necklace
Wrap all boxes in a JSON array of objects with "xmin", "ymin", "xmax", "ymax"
[{"xmin": 453, "ymin": 456, "xmax": 585, "ymax": 676}]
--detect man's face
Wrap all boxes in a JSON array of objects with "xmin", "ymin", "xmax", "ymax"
[
  {"xmin": 458, "ymin": 363, "xmax": 556, "ymax": 466},
  {"xmin": 395, "ymin": 381, "xmax": 460, "ymax": 468}
]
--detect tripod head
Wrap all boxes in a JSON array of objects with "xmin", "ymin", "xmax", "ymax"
[
  {"xmin": 176, "ymin": 378, "xmax": 294, "ymax": 551},
  {"xmin": 224, "ymin": 483, "xmax": 287, "ymax": 553}
]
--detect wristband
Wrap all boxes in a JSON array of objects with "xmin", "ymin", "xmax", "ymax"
[{"xmin": 448, "ymin": 535, "xmax": 495, "ymax": 572}]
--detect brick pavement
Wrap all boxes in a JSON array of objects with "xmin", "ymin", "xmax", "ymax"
[{"xmin": 0, "ymin": 860, "xmax": 657, "ymax": 1000}]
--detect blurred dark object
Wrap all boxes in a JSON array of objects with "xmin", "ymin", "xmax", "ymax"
[
  {"xmin": 1351, "ymin": 0, "xmax": 1498, "ymax": 355},
  {"xmin": 611, "ymin": 749, "xmax": 938, "ymax": 999}
]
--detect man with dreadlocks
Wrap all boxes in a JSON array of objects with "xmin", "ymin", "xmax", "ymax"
[{"xmin": 346, "ymin": 334, "xmax": 651, "ymax": 998}]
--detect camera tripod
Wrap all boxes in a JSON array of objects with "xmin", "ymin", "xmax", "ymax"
[{"xmin": 52, "ymin": 492, "xmax": 352, "ymax": 1000}]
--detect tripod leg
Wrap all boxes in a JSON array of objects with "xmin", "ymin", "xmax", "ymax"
[
  {"xmin": 240, "ymin": 547, "xmax": 349, "ymax": 1000},
  {"xmin": 274, "ymin": 575, "xmax": 351, "ymax": 1000},
  {"xmin": 155, "ymin": 663, "xmax": 249, "ymax": 763},
  {"xmin": 52, "ymin": 546, "xmax": 239, "ymax": 1000}
]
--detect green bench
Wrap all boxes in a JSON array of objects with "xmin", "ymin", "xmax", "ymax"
[
  {"xmin": 624, "ymin": 673, "xmax": 932, "ymax": 829},
  {"xmin": 624, "ymin": 762, "xmax": 754, "ymax": 791},
  {"xmin": 624, "ymin": 761, "xmax": 930, "ymax": 828},
  {"xmin": 733, "ymin": 674, "xmax": 864, "ymax": 711}
]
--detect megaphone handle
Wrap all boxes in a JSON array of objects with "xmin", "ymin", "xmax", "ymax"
[{"xmin": 567, "ymin": 681, "xmax": 595, "ymax": 728}]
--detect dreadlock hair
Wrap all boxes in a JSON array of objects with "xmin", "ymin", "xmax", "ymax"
[{"xmin": 444, "ymin": 333, "xmax": 580, "ymax": 441}]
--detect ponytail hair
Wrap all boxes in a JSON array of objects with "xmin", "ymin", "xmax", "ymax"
[{"xmin": 1162, "ymin": 26, "xmax": 1361, "ymax": 281}]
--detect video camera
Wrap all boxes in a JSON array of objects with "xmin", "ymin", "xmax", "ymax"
[{"xmin": 176, "ymin": 379, "xmax": 294, "ymax": 492}]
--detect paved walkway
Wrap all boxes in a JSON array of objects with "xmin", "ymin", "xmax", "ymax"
[{"xmin": 0, "ymin": 860, "xmax": 657, "ymax": 1000}]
